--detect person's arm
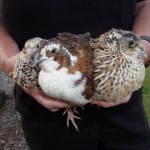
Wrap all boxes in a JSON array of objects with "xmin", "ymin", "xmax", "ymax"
[
  {"xmin": 132, "ymin": 0, "xmax": 150, "ymax": 65},
  {"xmin": 0, "ymin": 21, "xmax": 70, "ymax": 111},
  {"xmin": 0, "ymin": 22, "xmax": 20, "ymax": 74},
  {"xmin": 92, "ymin": 0, "xmax": 150, "ymax": 108}
]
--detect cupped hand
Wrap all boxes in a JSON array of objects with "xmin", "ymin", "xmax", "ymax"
[
  {"xmin": 23, "ymin": 87, "xmax": 71, "ymax": 111},
  {"xmin": 91, "ymin": 94, "xmax": 131, "ymax": 108},
  {"xmin": 141, "ymin": 40, "xmax": 150, "ymax": 66}
]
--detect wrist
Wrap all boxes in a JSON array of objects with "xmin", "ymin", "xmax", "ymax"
[{"xmin": 2, "ymin": 53, "xmax": 20, "ymax": 75}]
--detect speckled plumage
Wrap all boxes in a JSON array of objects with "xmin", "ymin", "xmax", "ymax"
[
  {"xmin": 13, "ymin": 37, "xmax": 46, "ymax": 88},
  {"xmin": 90, "ymin": 28, "xmax": 146, "ymax": 101}
]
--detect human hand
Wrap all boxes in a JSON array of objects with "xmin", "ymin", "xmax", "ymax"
[
  {"xmin": 141, "ymin": 40, "xmax": 150, "ymax": 66},
  {"xmin": 91, "ymin": 94, "xmax": 131, "ymax": 108},
  {"xmin": 23, "ymin": 87, "xmax": 71, "ymax": 112}
]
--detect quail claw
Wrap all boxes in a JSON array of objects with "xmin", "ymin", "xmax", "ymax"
[{"xmin": 63, "ymin": 107, "xmax": 81, "ymax": 132}]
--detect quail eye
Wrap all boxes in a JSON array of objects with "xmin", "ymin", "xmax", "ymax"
[
  {"xmin": 51, "ymin": 48, "xmax": 57, "ymax": 53},
  {"xmin": 128, "ymin": 40, "xmax": 135, "ymax": 48},
  {"xmin": 36, "ymin": 44, "xmax": 40, "ymax": 48}
]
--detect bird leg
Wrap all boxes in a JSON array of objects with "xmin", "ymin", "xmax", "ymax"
[{"xmin": 63, "ymin": 107, "xmax": 81, "ymax": 131}]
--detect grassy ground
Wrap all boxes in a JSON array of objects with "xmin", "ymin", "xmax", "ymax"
[{"xmin": 143, "ymin": 67, "xmax": 150, "ymax": 124}]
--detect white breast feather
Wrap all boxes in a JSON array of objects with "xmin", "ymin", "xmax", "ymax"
[{"xmin": 38, "ymin": 68, "xmax": 88, "ymax": 105}]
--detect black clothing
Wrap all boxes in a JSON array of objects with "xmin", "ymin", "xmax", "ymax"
[
  {"xmin": 0, "ymin": 0, "xmax": 150, "ymax": 149},
  {"xmin": 1, "ymin": 0, "xmax": 137, "ymax": 47},
  {"xmin": 22, "ymin": 97, "xmax": 150, "ymax": 150}
]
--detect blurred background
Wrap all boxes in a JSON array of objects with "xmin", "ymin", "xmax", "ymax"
[{"xmin": 143, "ymin": 67, "xmax": 150, "ymax": 124}]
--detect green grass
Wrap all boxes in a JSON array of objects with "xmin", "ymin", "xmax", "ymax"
[{"xmin": 143, "ymin": 67, "xmax": 150, "ymax": 124}]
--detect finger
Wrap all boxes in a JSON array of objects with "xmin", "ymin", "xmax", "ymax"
[
  {"xmin": 24, "ymin": 87, "xmax": 71, "ymax": 110},
  {"xmin": 36, "ymin": 95, "xmax": 71, "ymax": 110},
  {"xmin": 91, "ymin": 94, "xmax": 131, "ymax": 108},
  {"xmin": 92, "ymin": 100, "xmax": 118, "ymax": 108},
  {"xmin": 50, "ymin": 109, "xmax": 60, "ymax": 112},
  {"xmin": 141, "ymin": 40, "xmax": 150, "ymax": 64}
]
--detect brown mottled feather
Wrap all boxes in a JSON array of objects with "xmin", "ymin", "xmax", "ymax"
[{"xmin": 49, "ymin": 33, "xmax": 94, "ymax": 100}]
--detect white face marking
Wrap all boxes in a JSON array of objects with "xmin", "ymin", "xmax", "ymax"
[
  {"xmin": 70, "ymin": 55, "xmax": 78, "ymax": 66},
  {"xmin": 39, "ymin": 43, "xmax": 78, "ymax": 73},
  {"xmin": 45, "ymin": 44, "xmax": 60, "ymax": 52},
  {"xmin": 40, "ymin": 43, "xmax": 60, "ymax": 55},
  {"xmin": 39, "ymin": 44, "xmax": 61, "ymax": 72},
  {"xmin": 41, "ymin": 43, "xmax": 78, "ymax": 66}
]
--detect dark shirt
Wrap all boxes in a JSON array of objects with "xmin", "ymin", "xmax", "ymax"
[
  {"xmin": 1, "ymin": 0, "xmax": 138, "ymax": 47},
  {"xmin": 0, "ymin": 0, "xmax": 143, "ymax": 120}
]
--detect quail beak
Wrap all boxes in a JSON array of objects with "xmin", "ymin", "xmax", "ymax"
[
  {"xmin": 135, "ymin": 46, "xmax": 147, "ymax": 60},
  {"xmin": 32, "ymin": 54, "xmax": 47, "ymax": 67}
]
